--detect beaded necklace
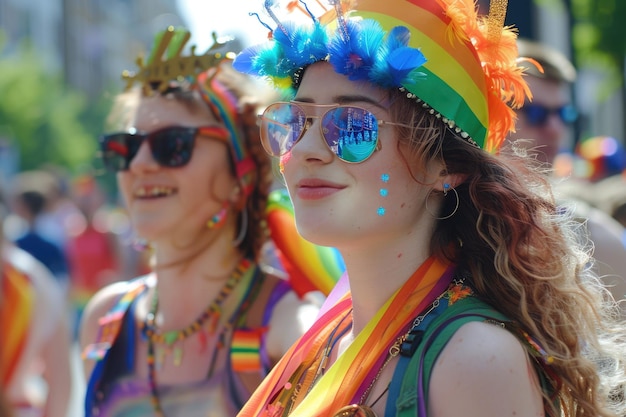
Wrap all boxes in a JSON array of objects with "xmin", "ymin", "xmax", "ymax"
[{"xmin": 144, "ymin": 258, "xmax": 254, "ymax": 417}]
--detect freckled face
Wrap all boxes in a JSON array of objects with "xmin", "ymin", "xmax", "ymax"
[
  {"xmin": 116, "ymin": 94, "xmax": 237, "ymax": 242},
  {"xmin": 281, "ymin": 62, "xmax": 437, "ymax": 250}
]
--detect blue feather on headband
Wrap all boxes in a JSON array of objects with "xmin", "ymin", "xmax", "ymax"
[
  {"xmin": 328, "ymin": 20, "xmax": 384, "ymax": 82},
  {"xmin": 233, "ymin": 20, "xmax": 328, "ymax": 89},
  {"xmin": 233, "ymin": 15, "xmax": 427, "ymax": 92},
  {"xmin": 371, "ymin": 26, "xmax": 427, "ymax": 87}
]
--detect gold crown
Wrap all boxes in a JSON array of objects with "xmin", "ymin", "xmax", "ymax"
[{"xmin": 121, "ymin": 26, "xmax": 235, "ymax": 94}]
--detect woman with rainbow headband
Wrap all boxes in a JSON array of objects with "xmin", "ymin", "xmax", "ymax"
[
  {"xmin": 79, "ymin": 27, "xmax": 343, "ymax": 417},
  {"xmin": 232, "ymin": 0, "xmax": 626, "ymax": 416}
]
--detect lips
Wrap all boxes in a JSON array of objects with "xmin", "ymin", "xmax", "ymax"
[{"xmin": 295, "ymin": 178, "xmax": 346, "ymax": 200}]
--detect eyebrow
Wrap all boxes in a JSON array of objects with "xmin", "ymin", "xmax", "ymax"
[{"xmin": 294, "ymin": 94, "xmax": 388, "ymax": 111}]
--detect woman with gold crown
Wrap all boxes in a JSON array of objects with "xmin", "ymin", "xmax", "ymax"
[
  {"xmin": 78, "ymin": 28, "xmax": 338, "ymax": 417},
  {"xmin": 232, "ymin": 0, "xmax": 626, "ymax": 416}
]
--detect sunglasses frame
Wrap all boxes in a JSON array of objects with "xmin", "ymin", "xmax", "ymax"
[
  {"xmin": 259, "ymin": 101, "xmax": 410, "ymax": 164},
  {"xmin": 99, "ymin": 125, "xmax": 229, "ymax": 172},
  {"xmin": 521, "ymin": 103, "xmax": 578, "ymax": 127}
]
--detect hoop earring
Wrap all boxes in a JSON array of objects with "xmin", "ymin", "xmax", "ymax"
[
  {"xmin": 425, "ymin": 185, "xmax": 459, "ymax": 220},
  {"xmin": 233, "ymin": 208, "xmax": 248, "ymax": 247}
]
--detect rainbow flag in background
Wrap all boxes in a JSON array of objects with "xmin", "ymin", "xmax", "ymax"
[
  {"xmin": 0, "ymin": 262, "xmax": 35, "ymax": 386},
  {"xmin": 266, "ymin": 189, "xmax": 346, "ymax": 297}
]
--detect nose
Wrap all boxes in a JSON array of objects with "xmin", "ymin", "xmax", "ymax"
[
  {"xmin": 533, "ymin": 114, "xmax": 565, "ymax": 163},
  {"xmin": 288, "ymin": 117, "xmax": 335, "ymax": 164},
  {"xmin": 128, "ymin": 140, "xmax": 159, "ymax": 172},
  {"xmin": 542, "ymin": 113, "xmax": 566, "ymax": 141}
]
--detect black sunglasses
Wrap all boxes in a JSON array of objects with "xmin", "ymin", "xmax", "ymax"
[
  {"xmin": 99, "ymin": 126, "xmax": 229, "ymax": 172},
  {"xmin": 521, "ymin": 103, "xmax": 578, "ymax": 127}
]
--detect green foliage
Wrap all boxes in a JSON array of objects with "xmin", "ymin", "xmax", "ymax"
[
  {"xmin": 571, "ymin": 0, "xmax": 626, "ymax": 88},
  {"xmin": 0, "ymin": 36, "xmax": 109, "ymax": 173}
]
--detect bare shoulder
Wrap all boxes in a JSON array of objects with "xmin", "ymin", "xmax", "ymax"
[
  {"xmin": 429, "ymin": 320, "xmax": 544, "ymax": 417},
  {"xmin": 264, "ymin": 284, "xmax": 322, "ymax": 361},
  {"xmin": 79, "ymin": 279, "xmax": 145, "ymax": 354},
  {"xmin": 79, "ymin": 278, "xmax": 149, "ymax": 379}
]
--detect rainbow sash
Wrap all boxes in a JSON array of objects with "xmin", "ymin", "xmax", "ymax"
[
  {"xmin": 0, "ymin": 262, "xmax": 35, "ymax": 386},
  {"xmin": 238, "ymin": 256, "xmax": 454, "ymax": 416}
]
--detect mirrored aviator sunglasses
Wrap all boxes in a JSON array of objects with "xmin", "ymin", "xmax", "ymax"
[
  {"xmin": 99, "ymin": 126, "xmax": 204, "ymax": 172},
  {"xmin": 259, "ymin": 102, "xmax": 408, "ymax": 163}
]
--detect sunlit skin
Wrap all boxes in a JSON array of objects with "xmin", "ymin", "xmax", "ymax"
[
  {"xmin": 82, "ymin": 95, "xmax": 247, "ymax": 387},
  {"xmin": 282, "ymin": 64, "xmax": 450, "ymax": 328},
  {"xmin": 281, "ymin": 62, "xmax": 544, "ymax": 417},
  {"xmin": 80, "ymin": 90, "xmax": 321, "ymax": 416},
  {"xmin": 510, "ymin": 76, "xmax": 572, "ymax": 164},
  {"xmin": 117, "ymin": 95, "xmax": 240, "ymax": 252},
  {"xmin": 284, "ymin": 63, "xmax": 440, "ymax": 254}
]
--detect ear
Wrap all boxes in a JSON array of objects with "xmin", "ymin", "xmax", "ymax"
[
  {"xmin": 230, "ymin": 184, "xmax": 247, "ymax": 210},
  {"xmin": 433, "ymin": 170, "xmax": 467, "ymax": 192}
]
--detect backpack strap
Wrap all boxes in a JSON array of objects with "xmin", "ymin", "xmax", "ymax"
[
  {"xmin": 388, "ymin": 295, "xmax": 557, "ymax": 417},
  {"xmin": 83, "ymin": 277, "xmax": 150, "ymax": 417},
  {"xmin": 82, "ymin": 276, "xmax": 150, "ymax": 361},
  {"xmin": 387, "ymin": 296, "xmax": 507, "ymax": 417}
]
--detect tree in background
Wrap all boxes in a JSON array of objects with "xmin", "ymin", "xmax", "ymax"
[
  {"xmin": 569, "ymin": 0, "xmax": 625, "ymax": 89},
  {"xmin": 568, "ymin": 0, "xmax": 626, "ymax": 135},
  {"xmin": 0, "ymin": 33, "xmax": 110, "ymax": 174}
]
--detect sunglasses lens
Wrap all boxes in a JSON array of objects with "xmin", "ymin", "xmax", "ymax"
[
  {"xmin": 261, "ymin": 103, "xmax": 306, "ymax": 156},
  {"xmin": 559, "ymin": 105, "xmax": 578, "ymax": 124},
  {"xmin": 322, "ymin": 107, "xmax": 378, "ymax": 163},
  {"xmin": 524, "ymin": 104, "xmax": 578, "ymax": 126},
  {"xmin": 100, "ymin": 133, "xmax": 139, "ymax": 172},
  {"xmin": 150, "ymin": 127, "xmax": 195, "ymax": 167},
  {"xmin": 524, "ymin": 104, "xmax": 548, "ymax": 126}
]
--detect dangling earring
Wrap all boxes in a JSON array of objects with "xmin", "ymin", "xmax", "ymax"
[
  {"xmin": 207, "ymin": 202, "xmax": 229, "ymax": 229},
  {"xmin": 425, "ymin": 183, "xmax": 459, "ymax": 220},
  {"xmin": 233, "ymin": 208, "xmax": 248, "ymax": 247}
]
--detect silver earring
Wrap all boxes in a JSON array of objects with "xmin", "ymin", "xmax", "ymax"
[
  {"xmin": 233, "ymin": 208, "xmax": 248, "ymax": 247},
  {"xmin": 425, "ymin": 185, "xmax": 459, "ymax": 220}
]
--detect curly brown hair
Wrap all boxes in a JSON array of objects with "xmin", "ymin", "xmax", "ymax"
[
  {"xmin": 387, "ymin": 89, "xmax": 626, "ymax": 417},
  {"xmin": 212, "ymin": 63, "xmax": 276, "ymax": 261}
]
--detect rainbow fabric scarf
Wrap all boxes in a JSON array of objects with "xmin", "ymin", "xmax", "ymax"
[
  {"xmin": 0, "ymin": 262, "xmax": 35, "ymax": 386},
  {"xmin": 238, "ymin": 256, "xmax": 454, "ymax": 416}
]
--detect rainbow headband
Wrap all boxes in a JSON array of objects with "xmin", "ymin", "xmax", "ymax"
[
  {"xmin": 122, "ymin": 26, "xmax": 255, "ymax": 193},
  {"xmin": 233, "ymin": 0, "xmax": 530, "ymax": 153}
]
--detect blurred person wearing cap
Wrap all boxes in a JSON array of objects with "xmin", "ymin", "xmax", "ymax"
[
  {"xmin": 511, "ymin": 38, "xmax": 578, "ymax": 165},
  {"xmin": 511, "ymin": 39, "xmax": 626, "ymax": 316},
  {"xmin": 9, "ymin": 171, "xmax": 71, "ymax": 295}
]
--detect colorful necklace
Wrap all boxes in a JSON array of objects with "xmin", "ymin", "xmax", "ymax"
[{"xmin": 144, "ymin": 258, "xmax": 254, "ymax": 417}]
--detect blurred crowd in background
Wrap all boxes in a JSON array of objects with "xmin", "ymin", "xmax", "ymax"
[
  {"xmin": 3, "ymin": 168, "xmax": 150, "ymax": 332},
  {"xmin": 1, "ymin": 0, "xmax": 626, "ymax": 416}
]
